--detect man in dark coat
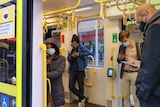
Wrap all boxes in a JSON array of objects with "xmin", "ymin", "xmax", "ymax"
[{"xmin": 134, "ymin": 3, "xmax": 160, "ymax": 107}]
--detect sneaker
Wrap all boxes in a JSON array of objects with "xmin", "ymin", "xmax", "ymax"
[
  {"xmin": 78, "ymin": 101, "xmax": 82, "ymax": 107},
  {"xmin": 81, "ymin": 97, "xmax": 89, "ymax": 107}
]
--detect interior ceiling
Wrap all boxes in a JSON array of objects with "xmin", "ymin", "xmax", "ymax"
[
  {"xmin": 43, "ymin": 0, "xmax": 100, "ymax": 16},
  {"xmin": 42, "ymin": 0, "xmax": 147, "ymax": 16}
]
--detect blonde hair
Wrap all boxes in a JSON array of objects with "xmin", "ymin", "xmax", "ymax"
[{"xmin": 135, "ymin": 3, "xmax": 156, "ymax": 18}]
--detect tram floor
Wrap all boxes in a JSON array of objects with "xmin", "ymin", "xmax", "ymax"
[{"xmin": 61, "ymin": 101, "xmax": 105, "ymax": 107}]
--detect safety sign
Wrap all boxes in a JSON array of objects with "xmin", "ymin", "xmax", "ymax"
[
  {"xmin": 0, "ymin": 5, "xmax": 15, "ymax": 39},
  {"xmin": 1, "ymin": 95, "xmax": 9, "ymax": 107}
]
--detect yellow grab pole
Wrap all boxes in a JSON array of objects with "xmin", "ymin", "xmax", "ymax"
[
  {"xmin": 94, "ymin": 0, "xmax": 110, "ymax": 3},
  {"xmin": 17, "ymin": 0, "xmax": 23, "ymax": 106},
  {"xmin": 129, "ymin": 0, "xmax": 141, "ymax": 5},
  {"xmin": 111, "ymin": 46, "xmax": 115, "ymax": 98},
  {"xmin": 47, "ymin": 78, "xmax": 51, "ymax": 94},
  {"xmin": 40, "ymin": 44, "xmax": 47, "ymax": 107}
]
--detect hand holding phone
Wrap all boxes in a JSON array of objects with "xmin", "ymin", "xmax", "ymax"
[{"xmin": 119, "ymin": 53, "xmax": 126, "ymax": 59}]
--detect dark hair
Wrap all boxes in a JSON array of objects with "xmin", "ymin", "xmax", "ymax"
[
  {"xmin": 71, "ymin": 34, "xmax": 79, "ymax": 43},
  {"xmin": 119, "ymin": 30, "xmax": 130, "ymax": 42},
  {"xmin": 46, "ymin": 43, "xmax": 60, "ymax": 55}
]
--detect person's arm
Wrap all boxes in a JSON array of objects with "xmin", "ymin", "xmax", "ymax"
[
  {"xmin": 47, "ymin": 57, "xmax": 66, "ymax": 79},
  {"xmin": 136, "ymin": 23, "xmax": 160, "ymax": 100},
  {"xmin": 117, "ymin": 45, "xmax": 126, "ymax": 63},
  {"xmin": 67, "ymin": 49, "xmax": 75, "ymax": 62},
  {"xmin": 79, "ymin": 45, "xmax": 91, "ymax": 58}
]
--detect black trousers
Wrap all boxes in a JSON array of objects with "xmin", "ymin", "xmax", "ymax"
[{"xmin": 69, "ymin": 71, "xmax": 85, "ymax": 101}]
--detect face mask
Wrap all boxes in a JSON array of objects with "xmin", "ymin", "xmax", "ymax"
[
  {"xmin": 139, "ymin": 21, "xmax": 146, "ymax": 32},
  {"xmin": 123, "ymin": 41, "xmax": 130, "ymax": 47},
  {"xmin": 47, "ymin": 48, "xmax": 55, "ymax": 55}
]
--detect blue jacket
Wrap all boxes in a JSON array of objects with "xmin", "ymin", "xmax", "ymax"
[
  {"xmin": 67, "ymin": 44, "xmax": 91, "ymax": 73},
  {"xmin": 135, "ymin": 11, "xmax": 160, "ymax": 100}
]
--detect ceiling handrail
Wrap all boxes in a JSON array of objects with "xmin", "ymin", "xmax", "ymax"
[
  {"xmin": 94, "ymin": 0, "xmax": 110, "ymax": 3},
  {"xmin": 43, "ymin": 0, "xmax": 81, "ymax": 16}
]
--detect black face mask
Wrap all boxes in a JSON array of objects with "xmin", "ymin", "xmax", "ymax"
[{"xmin": 139, "ymin": 21, "xmax": 146, "ymax": 32}]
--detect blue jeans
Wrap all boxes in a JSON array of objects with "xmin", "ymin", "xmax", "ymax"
[{"xmin": 69, "ymin": 71, "xmax": 85, "ymax": 101}]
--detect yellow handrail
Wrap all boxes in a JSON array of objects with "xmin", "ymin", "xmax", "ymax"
[
  {"xmin": 47, "ymin": 78, "xmax": 52, "ymax": 94},
  {"xmin": 40, "ymin": 44, "xmax": 47, "ymax": 107},
  {"xmin": 43, "ymin": 0, "xmax": 81, "ymax": 16},
  {"xmin": 43, "ymin": 17, "xmax": 48, "ymax": 34},
  {"xmin": 94, "ymin": 0, "xmax": 110, "ymax": 3},
  {"xmin": 77, "ymin": 14, "xmax": 99, "ymax": 19},
  {"xmin": 84, "ymin": 55, "xmax": 96, "ymax": 87},
  {"xmin": 116, "ymin": 0, "xmax": 123, "ymax": 11}
]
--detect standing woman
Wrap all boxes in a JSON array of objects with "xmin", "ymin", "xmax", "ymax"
[{"xmin": 46, "ymin": 43, "xmax": 66, "ymax": 107}]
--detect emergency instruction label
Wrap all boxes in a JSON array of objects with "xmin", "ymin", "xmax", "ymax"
[{"xmin": 0, "ymin": 22, "xmax": 12, "ymax": 36}]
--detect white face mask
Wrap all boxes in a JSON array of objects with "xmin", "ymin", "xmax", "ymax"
[
  {"xmin": 123, "ymin": 41, "xmax": 130, "ymax": 47},
  {"xmin": 47, "ymin": 48, "xmax": 55, "ymax": 55}
]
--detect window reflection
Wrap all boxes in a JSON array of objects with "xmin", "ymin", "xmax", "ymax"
[
  {"xmin": 78, "ymin": 19, "xmax": 104, "ymax": 67},
  {"xmin": 0, "ymin": 39, "xmax": 16, "ymax": 84}
]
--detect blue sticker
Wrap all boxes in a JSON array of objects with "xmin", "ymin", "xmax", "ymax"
[{"xmin": 1, "ymin": 95, "xmax": 9, "ymax": 107}]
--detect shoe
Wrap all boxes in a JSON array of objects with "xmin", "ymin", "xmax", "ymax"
[
  {"xmin": 78, "ymin": 101, "xmax": 82, "ymax": 107},
  {"xmin": 81, "ymin": 97, "xmax": 89, "ymax": 107}
]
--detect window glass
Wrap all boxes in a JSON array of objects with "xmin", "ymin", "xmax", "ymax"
[{"xmin": 78, "ymin": 19, "xmax": 104, "ymax": 67}]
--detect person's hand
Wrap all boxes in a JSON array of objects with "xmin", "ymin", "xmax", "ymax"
[
  {"xmin": 118, "ymin": 53, "xmax": 126, "ymax": 59},
  {"xmin": 47, "ymin": 59, "xmax": 51, "ymax": 64},
  {"xmin": 129, "ymin": 60, "xmax": 141, "ymax": 70},
  {"xmin": 72, "ymin": 52, "xmax": 79, "ymax": 57}
]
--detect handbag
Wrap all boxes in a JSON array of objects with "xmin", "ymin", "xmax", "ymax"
[
  {"xmin": 47, "ymin": 91, "xmax": 54, "ymax": 107},
  {"xmin": 47, "ymin": 78, "xmax": 54, "ymax": 107}
]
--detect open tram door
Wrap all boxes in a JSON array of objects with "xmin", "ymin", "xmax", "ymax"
[{"xmin": 0, "ymin": 0, "xmax": 44, "ymax": 107}]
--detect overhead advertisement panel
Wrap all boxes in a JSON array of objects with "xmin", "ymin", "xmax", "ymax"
[{"xmin": 0, "ymin": 5, "xmax": 15, "ymax": 39}]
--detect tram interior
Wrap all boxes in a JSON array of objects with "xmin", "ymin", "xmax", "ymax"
[
  {"xmin": 43, "ymin": 0, "xmax": 160, "ymax": 107},
  {"xmin": 0, "ymin": 0, "xmax": 160, "ymax": 107}
]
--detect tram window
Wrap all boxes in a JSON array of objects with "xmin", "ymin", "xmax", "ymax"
[{"xmin": 78, "ymin": 19, "xmax": 104, "ymax": 67}]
